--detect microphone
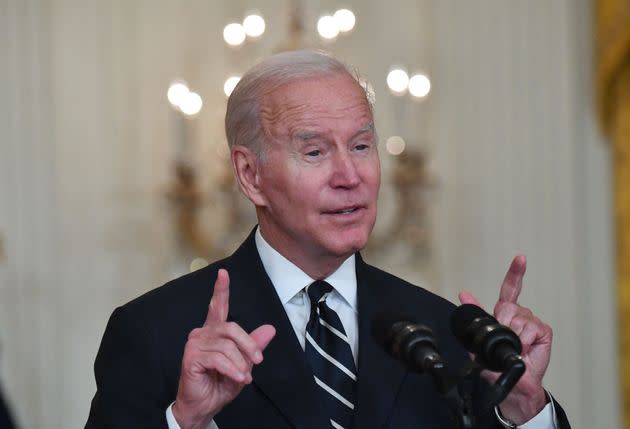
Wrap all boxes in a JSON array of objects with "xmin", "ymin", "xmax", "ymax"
[
  {"xmin": 372, "ymin": 314, "xmax": 462, "ymax": 399},
  {"xmin": 450, "ymin": 304, "xmax": 523, "ymax": 372},
  {"xmin": 372, "ymin": 313, "xmax": 443, "ymax": 374}
]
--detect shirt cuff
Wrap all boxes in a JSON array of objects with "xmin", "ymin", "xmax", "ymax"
[
  {"xmin": 495, "ymin": 391, "xmax": 558, "ymax": 429},
  {"xmin": 166, "ymin": 403, "xmax": 220, "ymax": 429}
]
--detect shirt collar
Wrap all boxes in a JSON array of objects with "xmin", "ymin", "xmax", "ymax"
[{"xmin": 255, "ymin": 227, "xmax": 357, "ymax": 311}]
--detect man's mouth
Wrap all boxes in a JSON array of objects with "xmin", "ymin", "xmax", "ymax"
[{"xmin": 326, "ymin": 206, "xmax": 361, "ymax": 215}]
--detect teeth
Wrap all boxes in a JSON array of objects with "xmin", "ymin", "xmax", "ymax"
[{"xmin": 339, "ymin": 208, "xmax": 355, "ymax": 214}]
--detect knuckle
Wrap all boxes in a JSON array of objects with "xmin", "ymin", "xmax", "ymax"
[
  {"xmin": 496, "ymin": 302, "xmax": 520, "ymax": 320},
  {"xmin": 495, "ymin": 301, "xmax": 515, "ymax": 315},
  {"xmin": 505, "ymin": 302, "xmax": 520, "ymax": 312},
  {"xmin": 510, "ymin": 316, "xmax": 526, "ymax": 329},
  {"xmin": 223, "ymin": 339, "xmax": 240, "ymax": 355},
  {"xmin": 530, "ymin": 316, "xmax": 546, "ymax": 331},
  {"xmin": 187, "ymin": 327, "xmax": 203, "ymax": 340},
  {"xmin": 184, "ymin": 337, "xmax": 197, "ymax": 352},
  {"xmin": 519, "ymin": 307, "xmax": 533, "ymax": 318},
  {"xmin": 225, "ymin": 321, "xmax": 240, "ymax": 332},
  {"xmin": 545, "ymin": 324, "xmax": 553, "ymax": 338},
  {"xmin": 223, "ymin": 322, "xmax": 248, "ymax": 344}
]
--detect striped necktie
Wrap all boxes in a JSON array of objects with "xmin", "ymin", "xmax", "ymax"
[{"xmin": 305, "ymin": 280, "xmax": 357, "ymax": 429}]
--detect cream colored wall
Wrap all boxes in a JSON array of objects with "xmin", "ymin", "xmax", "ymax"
[
  {"xmin": 0, "ymin": 1, "xmax": 619, "ymax": 428},
  {"xmin": 430, "ymin": 2, "xmax": 620, "ymax": 428}
]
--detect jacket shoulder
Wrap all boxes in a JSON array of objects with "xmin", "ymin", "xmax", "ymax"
[{"xmin": 360, "ymin": 262, "xmax": 457, "ymax": 312}]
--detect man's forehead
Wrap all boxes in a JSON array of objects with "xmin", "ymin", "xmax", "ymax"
[
  {"xmin": 260, "ymin": 76, "xmax": 372, "ymax": 132},
  {"xmin": 261, "ymin": 105, "xmax": 373, "ymax": 143},
  {"xmin": 262, "ymin": 73, "xmax": 367, "ymax": 108}
]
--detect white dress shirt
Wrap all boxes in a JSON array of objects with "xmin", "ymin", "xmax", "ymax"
[{"xmin": 166, "ymin": 228, "xmax": 556, "ymax": 428}]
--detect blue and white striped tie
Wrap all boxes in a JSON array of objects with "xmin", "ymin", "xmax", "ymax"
[{"xmin": 305, "ymin": 280, "xmax": 357, "ymax": 429}]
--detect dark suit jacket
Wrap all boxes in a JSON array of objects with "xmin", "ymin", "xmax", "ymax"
[
  {"xmin": 0, "ymin": 383, "xmax": 17, "ymax": 429},
  {"xmin": 86, "ymin": 230, "xmax": 570, "ymax": 428}
]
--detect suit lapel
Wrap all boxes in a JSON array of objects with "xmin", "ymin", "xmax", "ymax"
[
  {"xmin": 225, "ymin": 232, "xmax": 328, "ymax": 429},
  {"xmin": 354, "ymin": 255, "xmax": 408, "ymax": 429}
]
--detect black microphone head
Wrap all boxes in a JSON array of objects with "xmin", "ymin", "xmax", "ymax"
[
  {"xmin": 371, "ymin": 312, "xmax": 415, "ymax": 349},
  {"xmin": 450, "ymin": 303, "xmax": 494, "ymax": 348},
  {"xmin": 450, "ymin": 303, "xmax": 522, "ymax": 372},
  {"xmin": 372, "ymin": 312, "xmax": 440, "ymax": 371}
]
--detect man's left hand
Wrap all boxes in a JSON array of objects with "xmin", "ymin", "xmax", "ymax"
[{"xmin": 459, "ymin": 255, "xmax": 552, "ymax": 425}]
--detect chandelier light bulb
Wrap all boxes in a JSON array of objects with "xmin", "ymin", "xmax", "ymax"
[
  {"xmin": 243, "ymin": 14, "xmax": 265, "ymax": 38},
  {"xmin": 386, "ymin": 136, "xmax": 406, "ymax": 155},
  {"xmin": 334, "ymin": 9, "xmax": 355, "ymax": 32},
  {"xmin": 223, "ymin": 23, "xmax": 246, "ymax": 46},
  {"xmin": 408, "ymin": 73, "xmax": 431, "ymax": 98},
  {"xmin": 180, "ymin": 92, "xmax": 203, "ymax": 116},
  {"xmin": 317, "ymin": 15, "xmax": 339, "ymax": 40},
  {"xmin": 224, "ymin": 76, "xmax": 241, "ymax": 97},
  {"xmin": 387, "ymin": 68, "xmax": 409, "ymax": 94},
  {"xmin": 167, "ymin": 81, "xmax": 190, "ymax": 107}
]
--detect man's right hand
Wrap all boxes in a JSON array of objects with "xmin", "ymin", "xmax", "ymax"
[{"xmin": 172, "ymin": 269, "xmax": 276, "ymax": 429}]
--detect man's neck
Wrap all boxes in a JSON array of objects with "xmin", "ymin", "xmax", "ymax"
[{"xmin": 257, "ymin": 225, "xmax": 350, "ymax": 279}]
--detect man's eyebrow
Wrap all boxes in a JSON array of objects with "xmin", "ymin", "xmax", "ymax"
[
  {"xmin": 352, "ymin": 123, "xmax": 375, "ymax": 139},
  {"xmin": 294, "ymin": 130, "xmax": 324, "ymax": 141},
  {"xmin": 294, "ymin": 122, "xmax": 374, "ymax": 141}
]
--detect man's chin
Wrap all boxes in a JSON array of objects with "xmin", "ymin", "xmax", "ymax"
[{"xmin": 323, "ymin": 233, "xmax": 370, "ymax": 258}]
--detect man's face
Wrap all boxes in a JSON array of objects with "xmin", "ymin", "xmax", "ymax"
[{"xmin": 255, "ymin": 72, "xmax": 380, "ymax": 267}]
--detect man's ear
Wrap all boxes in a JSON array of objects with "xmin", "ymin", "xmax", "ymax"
[{"xmin": 231, "ymin": 145, "xmax": 267, "ymax": 207}]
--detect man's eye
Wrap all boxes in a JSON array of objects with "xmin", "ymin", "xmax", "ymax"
[
  {"xmin": 306, "ymin": 149, "xmax": 321, "ymax": 157},
  {"xmin": 354, "ymin": 143, "xmax": 369, "ymax": 151}
]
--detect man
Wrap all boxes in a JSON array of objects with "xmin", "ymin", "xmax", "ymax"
[{"xmin": 86, "ymin": 51, "xmax": 570, "ymax": 428}]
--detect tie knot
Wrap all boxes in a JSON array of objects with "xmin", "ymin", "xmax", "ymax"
[{"xmin": 307, "ymin": 280, "xmax": 333, "ymax": 307}]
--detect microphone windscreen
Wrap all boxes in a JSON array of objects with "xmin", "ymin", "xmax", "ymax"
[
  {"xmin": 450, "ymin": 303, "xmax": 488, "ymax": 343},
  {"xmin": 371, "ymin": 312, "xmax": 413, "ymax": 347}
]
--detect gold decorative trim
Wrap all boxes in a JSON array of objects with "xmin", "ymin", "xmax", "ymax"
[
  {"xmin": 596, "ymin": 1, "xmax": 630, "ymax": 426},
  {"xmin": 596, "ymin": 0, "xmax": 630, "ymax": 136},
  {"xmin": 612, "ymin": 66, "xmax": 630, "ymax": 429}
]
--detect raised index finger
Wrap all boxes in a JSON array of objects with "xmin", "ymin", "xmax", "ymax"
[
  {"xmin": 498, "ymin": 255, "xmax": 527, "ymax": 304},
  {"xmin": 205, "ymin": 268, "xmax": 230, "ymax": 325}
]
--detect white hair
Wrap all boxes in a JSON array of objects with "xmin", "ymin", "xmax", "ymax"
[{"xmin": 225, "ymin": 50, "xmax": 368, "ymax": 158}]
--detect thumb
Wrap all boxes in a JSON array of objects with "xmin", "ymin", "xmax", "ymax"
[
  {"xmin": 458, "ymin": 290, "xmax": 483, "ymax": 307},
  {"xmin": 250, "ymin": 324, "xmax": 276, "ymax": 356}
]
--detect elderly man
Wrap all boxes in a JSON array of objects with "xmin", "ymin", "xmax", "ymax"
[{"xmin": 86, "ymin": 51, "xmax": 570, "ymax": 429}]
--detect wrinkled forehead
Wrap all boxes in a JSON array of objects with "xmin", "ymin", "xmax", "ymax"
[{"xmin": 260, "ymin": 73, "xmax": 373, "ymax": 138}]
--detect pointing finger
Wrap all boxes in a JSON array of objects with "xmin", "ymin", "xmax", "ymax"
[
  {"xmin": 205, "ymin": 269, "xmax": 230, "ymax": 325},
  {"xmin": 498, "ymin": 255, "xmax": 527, "ymax": 304}
]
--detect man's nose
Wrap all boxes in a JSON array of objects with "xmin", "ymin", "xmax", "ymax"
[{"xmin": 330, "ymin": 152, "xmax": 361, "ymax": 188}]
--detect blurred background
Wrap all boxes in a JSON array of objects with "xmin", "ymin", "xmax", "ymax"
[{"xmin": 1, "ymin": 0, "xmax": 627, "ymax": 427}]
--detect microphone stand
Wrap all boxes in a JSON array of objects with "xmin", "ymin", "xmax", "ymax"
[
  {"xmin": 425, "ymin": 360, "xmax": 475, "ymax": 429},
  {"xmin": 425, "ymin": 356, "xmax": 525, "ymax": 429}
]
